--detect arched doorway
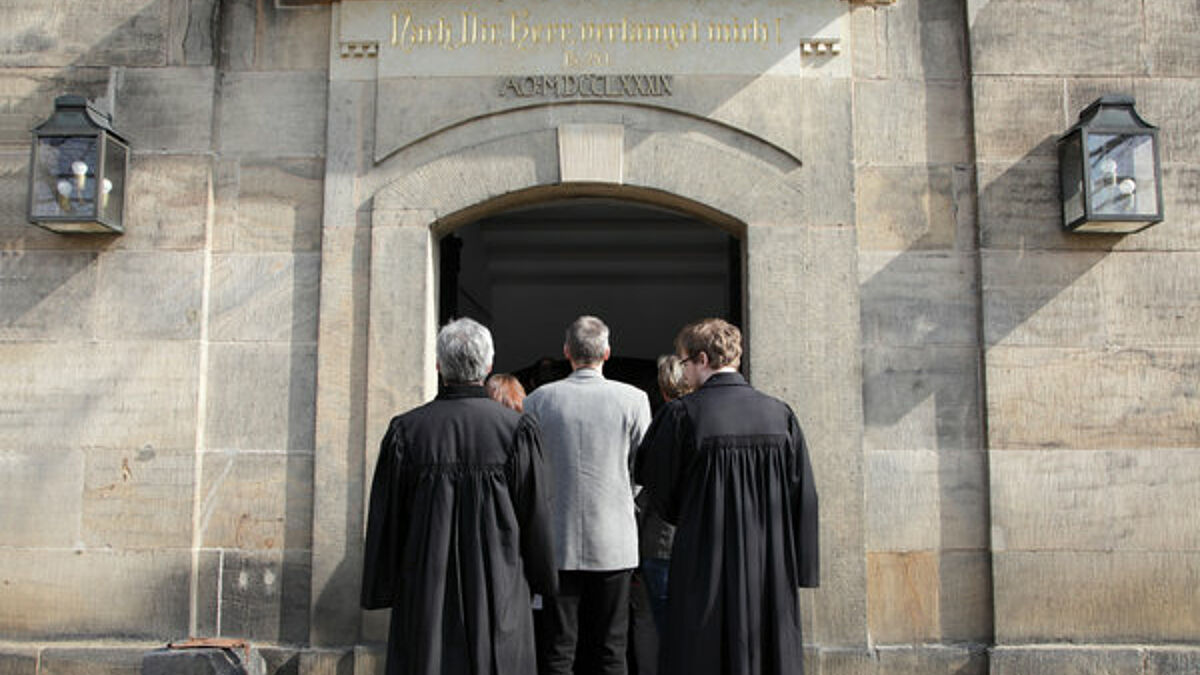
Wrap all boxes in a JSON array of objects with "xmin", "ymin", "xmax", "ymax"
[{"xmin": 438, "ymin": 197, "xmax": 741, "ymax": 401}]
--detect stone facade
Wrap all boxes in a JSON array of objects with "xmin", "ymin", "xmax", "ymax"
[{"xmin": 0, "ymin": 1, "xmax": 1197, "ymax": 674}]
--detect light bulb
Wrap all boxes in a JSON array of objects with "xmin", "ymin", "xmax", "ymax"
[
  {"xmin": 56, "ymin": 179, "xmax": 73, "ymax": 212},
  {"xmin": 56, "ymin": 179, "xmax": 73, "ymax": 197},
  {"xmin": 1118, "ymin": 178, "xmax": 1136, "ymax": 196},
  {"xmin": 100, "ymin": 178, "xmax": 113, "ymax": 210},
  {"xmin": 71, "ymin": 160, "xmax": 88, "ymax": 192}
]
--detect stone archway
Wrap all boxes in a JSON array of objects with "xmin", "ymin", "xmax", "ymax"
[{"xmin": 310, "ymin": 104, "xmax": 865, "ymax": 656}]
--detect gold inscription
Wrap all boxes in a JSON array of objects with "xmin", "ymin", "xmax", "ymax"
[{"xmin": 498, "ymin": 74, "xmax": 675, "ymax": 98}]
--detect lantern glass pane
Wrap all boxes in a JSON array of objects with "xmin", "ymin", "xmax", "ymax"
[
  {"xmin": 1086, "ymin": 133, "xmax": 1159, "ymax": 217},
  {"xmin": 100, "ymin": 137, "xmax": 127, "ymax": 226},
  {"xmin": 30, "ymin": 135, "xmax": 99, "ymax": 219},
  {"xmin": 1060, "ymin": 134, "xmax": 1085, "ymax": 227}
]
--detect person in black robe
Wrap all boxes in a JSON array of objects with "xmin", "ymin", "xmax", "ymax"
[
  {"xmin": 362, "ymin": 317, "xmax": 557, "ymax": 675},
  {"xmin": 634, "ymin": 318, "xmax": 819, "ymax": 675}
]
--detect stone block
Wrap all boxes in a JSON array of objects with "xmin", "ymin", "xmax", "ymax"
[
  {"xmin": 205, "ymin": 342, "xmax": 318, "ymax": 452},
  {"xmin": 218, "ymin": 72, "xmax": 327, "ymax": 158},
  {"xmin": 169, "ymin": 0, "xmax": 219, "ymax": 67},
  {"xmin": 990, "ymin": 646, "xmax": 1143, "ymax": 675},
  {"xmin": 96, "ymin": 251, "xmax": 204, "ymax": 340},
  {"xmin": 860, "ymin": 251, "xmax": 978, "ymax": 346},
  {"xmin": 117, "ymin": 154, "xmax": 211, "ymax": 251},
  {"xmin": 208, "ymin": 252, "xmax": 321, "ymax": 342},
  {"xmin": 851, "ymin": 0, "xmax": 967, "ymax": 81},
  {"xmin": 0, "ymin": 646, "xmax": 38, "ymax": 675},
  {"xmin": 981, "ymin": 249, "xmax": 1107, "ymax": 348},
  {"xmin": 213, "ymin": 158, "xmax": 325, "ymax": 253},
  {"xmin": 991, "ymin": 450, "xmax": 1200, "ymax": 552},
  {"xmin": 854, "ymin": 81, "xmax": 970, "ymax": 166},
  {"xmin": 861, "ymin": 345, "xmax": 983, "ymax": 456},
  {"xmin": 873, "ymin": 645, "xmax": 988, "ymax": 675},
  {"xmin": 0, "ymin": 1, "xmax": 168, "ymax": 68},
  {"xmin": 855, "ymin": 166, "xmax": 959, "ymax": 251},
  {"xmin": 1143, "ymin": 2, "xmax": 1200, "ymax": 78},
  {"xmin": 866, "ymin": 450, "xmax": 987, "ymax": 553},
  {"xmin": 968, "ymin": 0, "xmax": 1144, "ymax": 76},
  {"xmin": 0, "ymin": 341, "xmax": 200, "ymax": 451},
  {"xmin": 254, "ymin": 3, "xmax": 331, "ymax": 72},
  {"xmin": 41, "ymin": 647, "xmax": 147, "ymax": 675},
  {"xmin": 993, "ymin": 551, "xmax": 1200, "ymax": 643},
  {"xmin": 0, "ymin": 71, "xmax": 111, "ymax": 147},
  {"xmin": 867, "ymin": 551, "xmax": 940, "ymax": 644},
  {"xmin": 938, "ymin": 551, "xmax": 992, "ymax": 643},
  {"xmin": 141, "ymin": 648, "xmax": 246, "ymax": 675},
  {"xmin": 971, "ymin": 77, "xmax": 1063, "ymax": 161},
  {"xmin": 0, "ymin": 250, "xmax": 98, "ymax": 340},
  {"xmin": 986, "ymin": 346, "xmax": 1200, "ymax": 450},
  {"xmin": 1100, "ymin": 252, "xmax": 1200, "ymax": 347},
  {"xmin": 1145, "ymin": 648, "xmax": 1200, "ymax": 675},
  {"xmin": 199, "ymin": 451, "xmax": 313, "ymax": 551},
  {"xmin": 218, "ymin": 0, "xmax": 257, "ymax": 71},
  {"xmin": 113, "ymin": 67, "xmax": 216, "ymax": 153},
  {"xmin": 298, "ymin": 650, "xmax": 354, "ymax": 675},
  {"xmin": 558, "ymin": 124, "xmax": 623, "ymax": 184},
  {"xmin": 82, "ymin": 446, "xmax": 194, "ymax": 549},
  {"xmin": 218, "ymin": 549, "xmax": 312, "ymax": 644},
  {"xmin": 0, "ymin": 548, "xmax": 191, "ymax": 639}
]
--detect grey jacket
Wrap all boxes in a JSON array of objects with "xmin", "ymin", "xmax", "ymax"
[{"xmin": 524, "ymin": 367, "xmax": 651, "ymax": 571}]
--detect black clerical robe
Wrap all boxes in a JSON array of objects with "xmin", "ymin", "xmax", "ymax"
[
  {"xmin": 634, "ymin": 372, "xmax": 819, "ymax": 675},
  {"xmin": 362, "ymin": 385, "xmax": 557, "ymax": 675}
]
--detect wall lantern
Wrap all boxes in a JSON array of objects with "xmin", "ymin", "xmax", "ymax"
[
  {"xmin": 27, "ymin": 95, "xmax": 129, "ymax": 234},
  {"xmin": 1058, "ymin": 94, "xmax": 1163, "ymax": 234}
]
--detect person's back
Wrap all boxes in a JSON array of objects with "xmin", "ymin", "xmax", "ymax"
[
  {"xmin": 361, "ymin": 319, "xmax": 556, "ymax": 675},
  {"xmin": 635, "ymin": 319, "xmax": 818, "ymax": 675},
  {"xmin": 522, "ymin": 315, "xmax": 651, "ymax": 675}
]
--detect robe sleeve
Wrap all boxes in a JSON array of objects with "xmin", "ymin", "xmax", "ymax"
[
  {"xmin": 509, "ymin": 414, "xmax": 558, "ymax": 597},
  {"xmin": 361, "ymin": 418, "xmax": 405, "ymax": 609},
  {"xmin": 789, "ymin": 413, "xmax": 820, "ymax": 588},
  {"xmin": 633, "ymin": 401, "xmax": 687, "ymax": 526}
]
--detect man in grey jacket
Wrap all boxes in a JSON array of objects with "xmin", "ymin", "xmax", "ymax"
[{"xmin": 524, "ymin": 315, "xmax": 652, "ymax": 675}]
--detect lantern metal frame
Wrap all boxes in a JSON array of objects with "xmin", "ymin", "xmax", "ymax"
[
  {"xmin": 27, "ymin": 95, "xmax": 130, "ymax": 234},
  {"xmin": 1057, "ymin": 94, "xmax": 1164, "ymax": 234}
]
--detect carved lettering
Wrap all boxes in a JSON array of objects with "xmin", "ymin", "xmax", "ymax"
[{"xmin": 498, "ymin": 74, "xmax": 676, "ymax": 99}]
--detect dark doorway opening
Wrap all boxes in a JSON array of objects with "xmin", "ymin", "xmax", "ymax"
[{"xmin": 440, "ymin": 198, "xmax": 741, "ymax": 400}]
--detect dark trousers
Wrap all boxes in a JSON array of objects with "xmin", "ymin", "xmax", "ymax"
[{"xmin": 537, "ymin": 569, "xmax": 633, "ymax": 675}]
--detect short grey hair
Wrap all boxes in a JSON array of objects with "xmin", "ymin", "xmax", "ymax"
[
  {"xmin": 565, "ymin": 315, "xmax": 609, "ymax": 364},
  {"xmin": 437, "ymin": 318, "xmax": 494, "ymax": 384}
]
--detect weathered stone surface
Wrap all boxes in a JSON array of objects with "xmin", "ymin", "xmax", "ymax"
[
  {"xmin": 1143, "ymin": 2, "xmax": 1200, "ymax": 78},
  {"xmin": 937, "ymin": 551, "xmax": 992, "ymax": 643},
  {"xmin": 0, "ymin": 250, "xmax": 97, "ymax": 339},
  {"xmin": 968, "ymin": 0, "xmax": 1145, "ymax": 76},
  {"xmin": 1145, "ymin": 648, "xmax": 1200, "ymax": 675},
  {"xmin": 169, "ymin": 0, "xmax": 219, "ymax": 67},
  {"xmin": 199, "ymin": 451, "xmax": 313, "ymax": 551},
  {"xmin": 0, "ymin": 341, "xmax": 199, "ymax": 451},
  {"xmin": 40, "ymin": 647, "xmax": 148, "ymax": 675},
  {"xmin": 141, "ymin": 648, "xmax": 245, "ymax": 675},
  {"xmin": 855, "ymin": 166, "xmax": 959, "ymax": 250},
  {"xmin": 971, "ymin": 77, "xmax": 1063, "ymax": 161},
  {"xmin": 218, "ymin": 72, "xmax": 327, "ymax": 158},
  {"xmin": 976, "ymin": 159, "xmax": 1084, "ymax": 251},
  {"xmin": 219, "ymin": 549, "xmax": 311, "ymax": 644},
  {"xmin": 0, "ymin": 549, "xmax": 191, "ymax": 639},
  {"xmin": 1100, "ymin": 252, "xmax": 1200, "ymax": 347},
  {"xmin": 860, "ymin": 252, "xmax": 978, "ymax": 346},
  {"xmin": 113, "ymin": 67, "xmax": 216, "ymax": 153},
  {"xmin": 213, "ymin": 159, "xmax": 325, "ymax": 253},
  {"xmin": 981, "ymin": 250, "xmax": 1107, "ymax": 347},
  {"xmin": 0, "ymin": 1, "xmax": 168, "ymax": 68},
  {"xmin": 208, "ymin": 252, "xmax": 321, "ymax": 343},
  {"xmin": 558, "ymin": 124, "xmax": 623, "ymax": 184},
  {"xmin": 96, "ymin": 251, "xmax": 204, "ymax": 340},
  {"xmin": 990, "ymin": 646, "xmax": 1143, "ymax": 675},
  {"xmin": 866, "ymin": 449, "xmax": 987, "ymax": 553},
  {"xmin": 117, "ymin": 154, "xmax": 211, "ymax": 251},
  {"xmin": 851, "ymin": 0, "xmax": 967, "ymax": 81},
  {"xmin": 855, "ymin": 81, "xmax": 970, "ymax": 167},
  {"xmin": 0, "ymin": 646, "xmax": 38, "ymax": 675},
  {"xmin": 204, "ymin": 343, "xmax": 318, "ymax": 452},
  {"xmin": 255, "ymin": 3, "xmax": 331, "ymax": 73},
  {"xmin": 868, "ymin": 551, "xmax": 940, "ymax": 644},
  {"xmin": 986, "ymin": 346, "xmax": 1200, "ymax": 450},
  {"xmin": 83, "ymin": 446, "xmax": 193, "ymax": 549},
  {"xmin": 993, "ymin": 551, "xmax": 1200, "ymax": 643},
  {"xmin": 873, "ymin": 645, "xmax": 988, "ymax": 675},
  {"xmin": 991, "ymin": 450, "xmax": 1200, "ymax": 552},
  {"xmin": 861, "ymin": 346, "xmax": 983, "ymax": 457},
  {"xmin": 0, "ymin": 450, "xmax": 82, "ymax": 547}
]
